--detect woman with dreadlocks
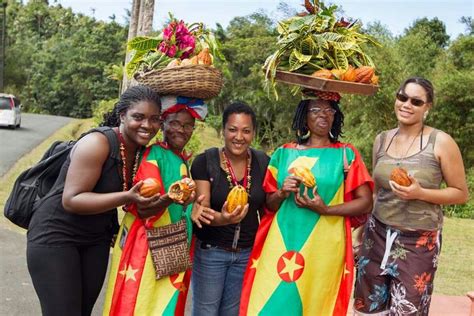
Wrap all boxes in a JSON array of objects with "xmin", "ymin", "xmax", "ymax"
[{"xmin": 239, "ymin": 92, "xmax": 373, "ymax": 316}]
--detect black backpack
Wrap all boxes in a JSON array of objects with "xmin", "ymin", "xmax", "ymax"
[{"xmin": 4, "ymin": 126, "xmax": 117, "ymax": 229}]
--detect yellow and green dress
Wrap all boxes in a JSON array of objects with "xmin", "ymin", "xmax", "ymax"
[
  {"xmin": 240, "ymin": 142, "xmax": 373, "ymax": 316},
  {"xmin": 103, "ymin": 143, "xmax": 192, "ymax": 316}
]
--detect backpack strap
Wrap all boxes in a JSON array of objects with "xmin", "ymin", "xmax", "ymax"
[
  {"xmin": 205, "ymin": 147, "xmax": 221, "ymax": 194},
  {"xmin": 82, "ymin": 126, "xmax": 120, "ymax": 160},
  {"xmin": 250, "ymin": 148, "xmax": 269, "ymax": 175}
]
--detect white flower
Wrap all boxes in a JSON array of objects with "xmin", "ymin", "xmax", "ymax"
[{"xmin": 390, "ymin": 283, "xmax": 418, "ymax": 315}]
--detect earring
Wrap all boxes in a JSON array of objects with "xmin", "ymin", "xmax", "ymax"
[
  {"xmin": 329, "ymin": 131, "xmax": 335, "ymax": 139},
  {"xmin": 297, "ymin": 129, "xmax": 310, "ymax": 140},
  {"xmin": 423, "ymin": 111, "xmax": 429, "ymax": 120}
]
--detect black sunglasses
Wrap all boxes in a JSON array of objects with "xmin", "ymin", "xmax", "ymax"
[{"xmin": 396, "ymin": 93, "xmax": 426, "ymax": 107}]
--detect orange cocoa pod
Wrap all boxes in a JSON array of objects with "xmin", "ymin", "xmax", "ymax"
[
  {"xmin": 290, "ymin": 166, "xmax": 316, "ymax": 188},
  {"xmin": 342, "ymin": 66, "xmax": 357, "ymax": 82},
  {"xmin": 225, "ymin": 185, "xmax": 248, "ymax": 214},
  {"xmin": 355, "ymin": 66, "xmax": 375, "ymax": 83},
  {"xmin": 197, "ymin": 48, "xmax": 213, "ymax": 65},
  {"xmin": 390, "ymin": 167, "xmax": 412, "ymax": 187},
  {"xmin": 168, "ymin": 177, "xmax": 196, "ymax": 202},
  {"xmin": 139, "ymin": 178, "xmax": 162, "ymax": 197},
  {"xmin": 311, "ymin": 69, "xmax": 333, "ymax": 79},
  {"xmin": 371, "ymin": 75, "xmax": 379, "ymax": 85}
]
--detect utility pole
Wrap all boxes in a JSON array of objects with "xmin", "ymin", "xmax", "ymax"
[{"xmin": 0, "ymin": 0, "xmax": 7, "ymax": 91}]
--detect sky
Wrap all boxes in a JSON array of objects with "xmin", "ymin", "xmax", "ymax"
[{"xmin": 55, "ymin": 0, "xmax": 473, "ymax": 38}]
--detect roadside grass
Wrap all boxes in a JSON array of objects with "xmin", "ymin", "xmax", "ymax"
[
  {"xmin": 0, "ymin": 119, "xmax": 472, "ymax": 296},
  {"xmin": 0, "ymin": 119, "xmax": 93, "ymax": 232}
]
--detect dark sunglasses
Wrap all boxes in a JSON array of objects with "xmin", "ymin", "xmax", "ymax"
[{"xmin": 395, "ymin": 93, "xmax": 426, "ymax": 107}]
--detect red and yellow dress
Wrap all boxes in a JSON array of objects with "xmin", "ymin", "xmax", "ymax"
[
  {"xmin": 103, "ymin": 143, "xmax": 192, "ymax": 316},
  {"xmin": 240, "ymin": 142, "xmax": 373, "ymax": 316}
]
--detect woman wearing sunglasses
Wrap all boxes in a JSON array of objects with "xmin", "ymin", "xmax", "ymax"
[{"xmin": 353, "ymin": 77, "xmax": 469, "ymax": 315}]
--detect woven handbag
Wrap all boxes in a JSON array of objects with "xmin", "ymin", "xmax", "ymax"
[
  {"xmin": 134, "ymin": 65, "xmax": 223, "ymax": 99},
  {"xmin": 146, "ymin": 218, "xmax": 192, "ymax": 279}
]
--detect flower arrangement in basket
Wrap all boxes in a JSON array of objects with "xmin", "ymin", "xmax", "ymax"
[
  {"xmin": 127, "ymin": 14, "xmax": 225, "ymax": 99},
  {"xmin": 264, "ymin": 0, "xmax": 381, "ymax": 98}
]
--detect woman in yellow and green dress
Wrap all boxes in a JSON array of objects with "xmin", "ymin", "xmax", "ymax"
[
  {"xmin": 103, "ymin": 97, "xmax": 208, "ymax": 316},
  {"xmin": 240, "ymin": 93, "xmax": 373, "ymax": 315}
]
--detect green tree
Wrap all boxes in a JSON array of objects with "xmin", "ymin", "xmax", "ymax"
[
  {"xmin": 5, "ymin": 1, "xmax": 127, "ymax": 117},
  {"xmin": 405, "ymin": 17, "xmax": 450, "ymax": 48}
]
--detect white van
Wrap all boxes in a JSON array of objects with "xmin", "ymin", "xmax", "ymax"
[{"xmin": 0, "ymin": 93, "xmax": 21, "ymax": 128}]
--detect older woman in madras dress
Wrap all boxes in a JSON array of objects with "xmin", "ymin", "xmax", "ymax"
[{"xmin": 240, "ymin": 93, "xmax": 373, "ymax": 315}]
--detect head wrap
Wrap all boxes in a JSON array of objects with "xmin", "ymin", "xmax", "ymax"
[
  {"xmin": 302, "ymin": 89, "xmax": 341, "ymax": 102},
  {"xmin": 160, "ymin": 96, "xmax": 208, "ymax": 120}
]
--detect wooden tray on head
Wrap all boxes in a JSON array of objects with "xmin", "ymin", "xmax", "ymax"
[{"xmin": 273, "ymin": 70, "xmax": 379, "ymax": 96}]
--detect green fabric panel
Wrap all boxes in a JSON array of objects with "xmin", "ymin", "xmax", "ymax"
[
  {"xmin": 271, "ymin": 147, "xmax": 346, "ymax": 250},
  {"xmin": 259, "ymin": 281, "xmax": 303, "ymax": 316}
]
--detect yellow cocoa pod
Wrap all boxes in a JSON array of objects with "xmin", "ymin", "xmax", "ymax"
[
  {"xmin": 331, "ymin": 69, "xmax": 345, "ymax": 80},
  {"xmin": 290, "ymin": 166, "xmax": 316, "ymax": 188},
  {"xmin": 225, "ymin": 185, "xmax": 248, "ymax": 214},
  {"xmin": 166, "ymin": 59, "xmax": 181, "ymax": 69},
  {"xmin": 168, "ymin": 178, "xmax": 196, "ymax": 202},
  {"xmin": 180, "ymin": 58, "xmax": 192, "ymax": 66},
  {"xmin": 190, "ymin": 55, "xmax": 199, "ymax": 65},
  {"xmin": 311, "ymin": 69, "xmax": 333, "ymax": 79},
  {"xmin": 371, "ymin": 75, "xmax": 379, "ymax": 85}
]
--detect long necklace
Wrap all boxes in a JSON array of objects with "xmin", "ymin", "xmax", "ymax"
[
  {"xmin": 386, "ymin": 125, "xmax": 424, "ymax": 166},
  {"xmin": 118, "ymin": 132, "xmax": 140, "ymax": 191},
  {"xmin": 221, "ymin": 149, "xmax": 252, "ymax": 193},
  {"xmin": 221, "ymin": 148, "xmax": 252, "ymax": 250}
]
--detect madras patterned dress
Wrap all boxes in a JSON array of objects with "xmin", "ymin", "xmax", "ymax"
[
  {"xmin": 240, "ymin": 142, "xmax": 372, "ymax": 316},
  {"xmin": 103, "ymin": 144, "xmax": 192, "ymax": 316}
]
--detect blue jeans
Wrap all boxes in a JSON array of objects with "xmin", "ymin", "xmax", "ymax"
[{"xmin": 191, "ymin": 240, "xmax": 252, "ymax": 316}]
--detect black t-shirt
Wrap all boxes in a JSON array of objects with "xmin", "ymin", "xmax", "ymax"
[
  {"xmin": 27, "ymin": 132, "xmax": 121, "ymax": 246},
  {"xmin": 191, "ymin": 148, "xmax": 269, "ymax": 248}
]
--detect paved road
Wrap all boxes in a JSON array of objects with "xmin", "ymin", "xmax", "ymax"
[
  {"xmin": 0, "ymin": 113, "xmax": 72, "ymax": 176},
  {"xmin": 0, "ymin": 223, "xmax": 108, "ymax": 316}
]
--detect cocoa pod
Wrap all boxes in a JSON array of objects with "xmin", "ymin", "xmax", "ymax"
[
  {"xmin": 331, "ymin": 69, "xmax": 345, "ymax": 80},
  {"xmin": 290, "ymin": 166, "xmax": 316, "ymax": 188},
  {"xmin": 139, "ymin": 177, "xmax": 162, "ymax": 197},
  {"xmin": 342, "ymin": 66, "xmax": 357, "ymax": 82},
  {"xmin": 168, "ymin": 177, "xmax": 196, "ymax": 202},
  {"xmin": 311, "ymin": 69, "xmax": 333, "ymax": 79},
  {"xmin": 197, "ymin": 48, "xmax": 212, "ymax": 65},
  {"xmin": 355, "ymin": 66, "xmax": 375, "ymax": 83},
  {"xmin": 390, "ymin": 167, "xmax": 412, "ymax": 187},
  {"xmin": 225, "ymin": 185, "xmax": 248, "ymax": 214}
]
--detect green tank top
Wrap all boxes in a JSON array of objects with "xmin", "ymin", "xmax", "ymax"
[{"xmin": 372, "ymin": 129, "xmax": 443, "ymax": 231}]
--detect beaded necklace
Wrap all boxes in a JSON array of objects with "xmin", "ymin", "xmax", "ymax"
[
  {"xmin": 221, "ymin": 148, "xmax": 252, "ymax": 250},
  {"xmin": 221, "ymin": 148, "xmax": 252, "ymax": 193},
  {"xmin": 118, "ymin": 132, "xmax": 140, "ymax": 191}
]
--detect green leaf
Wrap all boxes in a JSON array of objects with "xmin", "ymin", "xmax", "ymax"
[
  {"xmin": 127, "ymin": 36, "xmax": 161, "ymax": 52},
  {"xmin": 293, "ymin": 49, "xmax": 312, "ymax": 63},
  {"xmin": 126, "ymin": 50, "xmax": 147, "ymax": 77},
  {"xmin": 334, "ymin": 49, "xmax": 349, "ymax": 69}
]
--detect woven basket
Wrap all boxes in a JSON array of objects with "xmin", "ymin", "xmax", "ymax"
[{"xmin": 134, "ymin": 65, "xmax": 224, "ymax": 99}]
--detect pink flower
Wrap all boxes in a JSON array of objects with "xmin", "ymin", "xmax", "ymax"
[
  {"xmin": 168, "ymin": 44, "xmax": 177, "ymax": 57},
  {"xmin": 175, "ymin": 21, "xmax": 189, "ymax": 36},
  {"xmin": 158, "ymin": 42, "xmax": 169, "ymax": 54},
  {"xmin": 163, "ymin": 26, "xmax": 173, "ymax": 41}
]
